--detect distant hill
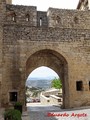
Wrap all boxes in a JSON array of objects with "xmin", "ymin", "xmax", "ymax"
[
  {"xmin": 26, "ymin": 78, "xmax": 56, "ymax": 90},
  {"xmin": 27, "ymin": 76, "xmax": 58, "ymax": 81},
  {"xmin": 26, "ymin": 76, "xmax": 59, "ymax": 90}
]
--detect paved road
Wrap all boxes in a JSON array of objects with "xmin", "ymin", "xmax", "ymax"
[
  {"xmin": 0, "ymin": 103, "xmax": 90, "ymax": 120},
  {"xmin": 27, "ymin": 103, "xmax": 90, "ymax": 120}
]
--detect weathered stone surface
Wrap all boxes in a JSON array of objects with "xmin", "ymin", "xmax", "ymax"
[{"xmin": 0, "ymin": 1, "xmax": 90, "ymax": 108}]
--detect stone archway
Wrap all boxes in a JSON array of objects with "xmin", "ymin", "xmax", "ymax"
[{"xmin": 25, "ymin": 49, "xmax": 69, "ymax": 108}]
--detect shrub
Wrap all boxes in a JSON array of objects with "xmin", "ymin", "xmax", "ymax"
[
  {"xmin": 4, "ymin": 109, "xmax": 22, "ymax": 120},
  {"xmin": 14, "ymin": 102, "xmax": 22, "ymax": 106},
  {"xmin": 14, "ymin": 102, "xmax": 22, "ymax": 114}
]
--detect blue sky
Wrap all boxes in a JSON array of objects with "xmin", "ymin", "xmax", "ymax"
[{"xmin": 13, "ymin": 0, "xmax": 79, "ymax": 11}]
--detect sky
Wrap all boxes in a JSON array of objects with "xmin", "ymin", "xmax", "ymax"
[
  {"xmin": 28, "ymin": 66, "xmax": 59, "ymax": 79},
  {"xmin": 12, "ymin": 0, "xmax": 79, "ymax": 11},
  {"xmin": 12, "ymin": 0, "xmax": 79, "ymax": 79}
]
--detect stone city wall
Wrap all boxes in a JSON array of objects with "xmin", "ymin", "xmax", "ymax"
[{"xmin": 0, "ymin": 2, "xmax": 90, "ymax": 108}]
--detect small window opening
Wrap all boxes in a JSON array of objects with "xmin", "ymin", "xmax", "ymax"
[
  {"xmin": 9, "ymin": 92, "xmax": 17, "ymax": 102},
  {"xmin": 12, "ymin": 13, "xmax": 16, "ymax": 22},
  {"xmin": 89, "ymin": 81, "xmax": 90, "ymax": 90},
  {"xmin": 26, "ymin": 14, "xmax": 29, "ymax": 21},
  {"xmin": 74, "ymin": 17, "xmax": 78, "ymax": 24},
  {"xmin": 76, "ymin": 81, "xmax": 83, "ymax": 91},
  {"xmin": 58, "ymin": 99, "xmax": 61, "ymax": 102},
  {"xmin": 12, "ymin": 16, "xmax": 15, "ymax": 21},
  {"xmin": 86, "ymin": 0, "xmax": 88, "ymax": 5},
  {"xmin": 40, "ymin": 17, "xmax": 42, "ymax": 26},
  {"xmin": 56, "ymin": 16, "xmax": 61, "ymax": 24}
]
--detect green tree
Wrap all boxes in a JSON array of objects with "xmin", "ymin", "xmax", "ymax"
[{"xmin": 51, "ymin": 78, "xmax": 62, "ymax": 89}]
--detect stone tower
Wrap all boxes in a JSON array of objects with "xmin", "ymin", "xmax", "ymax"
[
  {"xmin": 0, "ymin": 0, "xmax": 12, "ymax": 4},
  {"xmin": 0, "ymin": 0, "xmax": 3, "ymax": 107},
  {"xmin": 0, "ymin": 0, "xmax": 7, "ymax": 107},
  {"xmin": 77, "ymin": 0, "xmax": 90, "ymax": 10},
  {"xmin": 6, "ymin": 0, "xmax": 12, "ymax": 4}
]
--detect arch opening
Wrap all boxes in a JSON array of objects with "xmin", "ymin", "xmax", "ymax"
[
  {"xmin": 23, "ymin": 49, "xmax": 69, "ymax": 108},
  {"xmin": 25, "ymin": 66, "xmax": 63, "ymax": 106}
]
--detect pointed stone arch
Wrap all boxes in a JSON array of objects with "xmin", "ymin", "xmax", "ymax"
[{"xmin": 25, "ymin": 49, "xmax": 69, "ymax": 108}]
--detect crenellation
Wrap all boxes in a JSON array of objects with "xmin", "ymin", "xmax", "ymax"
[
  {"xmin": 2, "ymin": 4, "xmax": 90, "ymax": 29},
  {"xmin": 48, "ymin": 8, "xmax": 90, "ymax": 29},
  {"xmin": 6, "ymin": 4, "xmax": 37, "ymax": 26},
  {"xmin": 1, "ymin": 5, "xmax": 90, "ymax": 29}
]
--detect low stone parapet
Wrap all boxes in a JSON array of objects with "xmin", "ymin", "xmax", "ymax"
[
  {"xmin": 40, "ymin": 94, "xmax": 50, "ymax": 105},
  {"xmin": 50, "ymin": 95, "xmax": 62, "ymax": 105}
]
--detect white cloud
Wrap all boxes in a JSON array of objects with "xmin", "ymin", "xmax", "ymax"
[{"xmin": 28, "ymin": 66, "xmax": 59, "ymax": 78}]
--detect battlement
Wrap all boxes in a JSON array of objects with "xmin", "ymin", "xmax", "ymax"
[
  {"xmin": 48, "ymin": 8, "xmax": 90, "ymax": 29},
  {"xmin": 6, "ymin": 4, "xmax": 37, "ymax": 26},
  {"xmin": 1, "ymin": 4, "xmax": 90, "ymax": 29}
]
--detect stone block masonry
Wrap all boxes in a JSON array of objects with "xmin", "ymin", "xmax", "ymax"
[{"xmin": 0, "ymin": 0, "xmax": 90, "ymax": 109}]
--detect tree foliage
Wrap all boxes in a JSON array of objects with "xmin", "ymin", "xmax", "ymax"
[{"xmin": 51, "ymin": 78, "xmax": 62, "ymax": 89}]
